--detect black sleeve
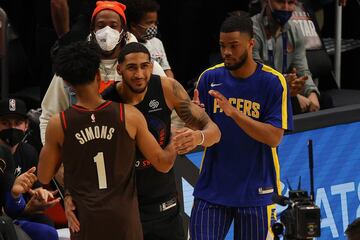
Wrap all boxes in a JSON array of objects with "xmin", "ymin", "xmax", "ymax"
[
  {"xmin": 101, "ymin": 82, "xmax": 124, "ymax": 102},
  {"xmin": 0, "ymin": 145, "xmax": 15, "ymax": 209}
]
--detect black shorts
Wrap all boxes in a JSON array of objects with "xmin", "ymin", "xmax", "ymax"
[{"xmin": 140, "ymin": 197, "xmax": 186, "ymax": 240}]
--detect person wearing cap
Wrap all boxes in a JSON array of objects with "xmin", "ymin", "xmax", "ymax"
[
  {"xmin": 40, "ymin": 0, "xmax": 167, "ymax": 144},
  {"xmin": 0, "ymin": 98, "xmax": 60, "ymax": 240},
  {"xmin": 1, "ymin": 144, "xmax": 33, "ymax": 240}
]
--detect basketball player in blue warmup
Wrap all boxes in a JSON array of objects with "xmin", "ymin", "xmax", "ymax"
[{"xmin": 190, "ymin": 12, "xmax": 293, "ymax": 239}]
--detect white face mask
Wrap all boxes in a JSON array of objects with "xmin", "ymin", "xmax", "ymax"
[{"xmin": 94, "ymin": 26, "xmax": 123, "ymax": 51}]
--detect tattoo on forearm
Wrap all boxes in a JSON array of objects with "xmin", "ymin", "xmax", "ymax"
[
  {"xmin": 172, "ymin": 81, "xmax": 209, "ymax": 129},
  {"xmin": 172, "ymin": 80, "xmax": 189, "ymax": 101}
]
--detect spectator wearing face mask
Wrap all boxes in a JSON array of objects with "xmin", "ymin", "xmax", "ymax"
[
  {"xmin": 124, "ymin": 0, "xmax": 174, "ymax": 78},
  {"xmin": 39, "ymin": 1, "xmax": 167, "ymax": 144},
  {"xmin": 0, "ymin": 98, "xmax": 60, "ymax": 240},
  {"xmin": 252, "ymin": 0, "xmax": 321, "ymax": 114}
]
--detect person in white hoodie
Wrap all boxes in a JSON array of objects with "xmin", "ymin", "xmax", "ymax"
[{"xmin": 39, "ymin": 0, "xmax": 166, "ymax": 144}]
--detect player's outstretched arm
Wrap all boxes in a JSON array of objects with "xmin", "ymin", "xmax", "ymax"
[
  {"xmin": 209, "ymin": 90, "xmax": 284, "ymax": 147},
  {"xmin": 162, "ymin": 77, "xmax": 221, "ymax": 152},
  {"xmin": 38, "ymin": 114, "xmax": 64, "ymax": 184},
  {"xmin": 125, "ymin": 105, "xmax": 177, "ymax": 173}
]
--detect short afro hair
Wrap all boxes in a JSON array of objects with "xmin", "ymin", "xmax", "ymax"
[
  {"xmin": 54, "ymin": 41, "xmax": 101, "ymax": 86},
  {"xmin": 220, "ymin": 11, "xmax": 253, "ymax": 38},
  {"xmin": 118, "ymin": 42, "xmax": 151, "ymax": 63}
]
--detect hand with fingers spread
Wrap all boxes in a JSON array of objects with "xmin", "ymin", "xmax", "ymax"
[
  {"xmin": 208, "ymin": 90, "xmax": 236, "ymax": 117},
  {"xmin": 24, "ymin": 188, "xmax": 61, "ymax": 214},
  {"xmin": 11, "ymin": 166, "xmax": 37, "ymax": 199},
  {"xmin": 192, "ymin": 89, "xmax": 205, "ymax": 108},
  {"xmin": 173, "ymin": 127, "xmax": 204, "ymax": 155},
  {"xmin": 64, "ymin": 195, "xmax": 80, "ymax": 233}
]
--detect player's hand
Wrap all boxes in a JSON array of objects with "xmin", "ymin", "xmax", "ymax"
[
  {"xmin": 173, "ymin": 127, "xmax": 203, "ymax": 154},
  {"xmin": 64, "ymin": 195, "xmax": 80, "ymax": 233},
  {"xmin": 11, "ymin": 167, "xmax": 37, "ymax": 198},
  {"xmin": 24, "ymin": 188, "xmax": 60, "ymax": 214},
  {"xmin": 208, "ymin": 90, "xmax": 236, "ymax": 117},
  {"xmin": 192, "ymin": 89, "xmax": 204, "ymax": 108}
]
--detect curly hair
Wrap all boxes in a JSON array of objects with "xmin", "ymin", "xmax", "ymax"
[{"xmin": 54, "ymin": 41, "xmax": 101, "ymax": 86}]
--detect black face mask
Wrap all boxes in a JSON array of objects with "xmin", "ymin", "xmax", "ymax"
[
  {"xmin": 271, "ymin": 9, "xmax": 293, "ymax": 26},
  {"xmin": 0, "ymin": 128, "xmax": 25, "ymax": 147}
]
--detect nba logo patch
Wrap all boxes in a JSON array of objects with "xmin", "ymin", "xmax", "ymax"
[
  {"xmin": 9, "ymin": 99, "xmax": 16, "ymax": 112},
  {"xmin": 91, "ymin": 113, "xmax": 96, "ymax": 123}
]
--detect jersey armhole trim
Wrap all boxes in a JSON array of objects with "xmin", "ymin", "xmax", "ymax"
[{"xmin": 60, "ymin": 111, "xmax": 67, "ymax": 130}]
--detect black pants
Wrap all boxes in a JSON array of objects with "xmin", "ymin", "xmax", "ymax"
[{"xmin": 140, "ymin": 200, "xmax": 186, "ymax": 240}]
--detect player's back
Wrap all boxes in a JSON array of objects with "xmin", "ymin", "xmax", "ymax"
[{"xmin": 61, "ymin": 101, "xmax": 142, "ymax": 240}]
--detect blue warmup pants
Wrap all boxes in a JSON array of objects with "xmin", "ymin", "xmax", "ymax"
[{"xmin": 190, "ymin": 198, "xmax": 276, "ymax": 240}]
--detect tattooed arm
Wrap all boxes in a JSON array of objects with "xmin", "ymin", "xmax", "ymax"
[{"xmin": 161, "ymin": 77, "xmax": 221, "ymax": 154}]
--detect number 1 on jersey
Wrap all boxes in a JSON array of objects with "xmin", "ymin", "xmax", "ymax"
[{"xmin": 93, "ymin": 152, "xmax": 107, "ymax": 189}]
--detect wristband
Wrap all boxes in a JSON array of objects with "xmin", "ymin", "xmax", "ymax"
[{"xmin": 197, "ymin": 131, "xmax": 205, "ymax": 146}]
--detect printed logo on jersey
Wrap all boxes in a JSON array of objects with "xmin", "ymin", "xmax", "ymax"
[
  {"xmin": 9, "ymin": 99, "xmax": 16, "ymax": 111},
  {"xmin": 149, "ymin": 99, "xmax": 159, "ymax": 109},
  {"xmin": 136, "ymin": 116, "xmax": 168, "ymax": 169},
  {"xmin": 210, "ymin": 82, "xmax": 223, "ymax": 87},
  {"xmin": 0, "ymin": 158, "xmax": 6, "ymax": 174},
  {"xmin": 213, "ymin": 98, "xmax": 261, "ymax": 119},
  {"xmin": 135, "ymin": 159, "xmax": 152, "ymax": 169},
  {"xmin": 149, "ymin": 99, "xmax": 162, "ymax": 113},
  {"xmin": 91, "ymin": 114, "xmax": 96, "ymax": 123}
]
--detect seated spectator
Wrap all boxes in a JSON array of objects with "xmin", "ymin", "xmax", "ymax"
[
  {"xmin": 0, "ymin": 98, "xmax": 59, "ymax": 240},
  {"xmin": 346, "ymin": 218, "xmax": 360, "ymax": 240},
  {"xmin": 1, "ymin": 144, "xmax": 31, "ymax": 240},
  {"xmin": 124, "ymin": 0, "xmax": 175, "ymax": 78},
  {"xmin": 251, "ymin": 0, "xmax": 320, "ymax": 114}
]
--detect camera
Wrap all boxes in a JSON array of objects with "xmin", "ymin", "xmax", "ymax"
[{"xmin": 272, "ymin": 190, "xmax": 321, "ymax": 240}]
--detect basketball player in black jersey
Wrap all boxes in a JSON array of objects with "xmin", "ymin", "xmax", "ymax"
[
  {"xmin": 38, "ymin": 41, "xmax": 179, "ymax": 240},
  {"xmin": 63, "ymin": 42, "xmax": 221, "ymax": 239}
]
